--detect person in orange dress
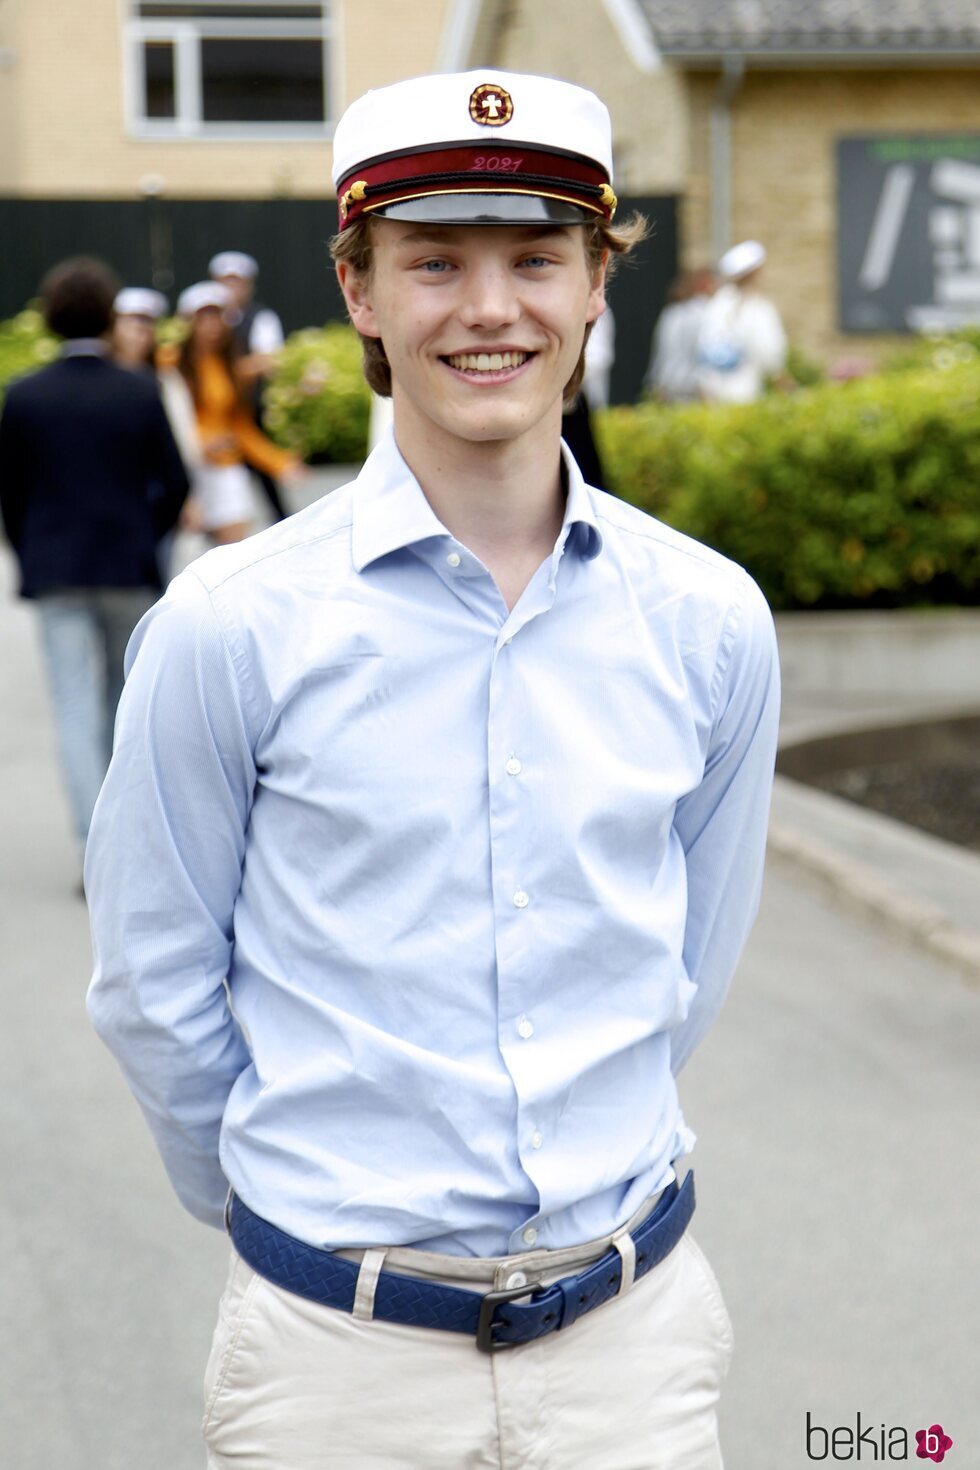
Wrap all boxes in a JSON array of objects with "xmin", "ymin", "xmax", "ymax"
[{"xmin": 168, "ymin": 282, "xmax": 299, "ymax": 545}]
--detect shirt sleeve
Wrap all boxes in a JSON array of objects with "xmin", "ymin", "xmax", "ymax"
[
  {"xmin": 669, "ymin": 572, "xmax": 781, "ymax": 1072},
  {"xmin": 745, "ymin": 297, "xmax": 788, "ymax": 378},
  {"xmin": 249, "ymin": 309, "xmax": 285, "ymax": 354},
  {"xmin": 233, "ymin": 406, "xmax": 295, "ymax": 479},
  {"xmin": 85, "ymin": 569, "xmax": 257, "ymax": 1226}
]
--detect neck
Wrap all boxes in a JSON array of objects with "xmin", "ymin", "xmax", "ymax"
[{"xmin": 390, "ymin": 395, "xmax": 566, "ymax": 572}]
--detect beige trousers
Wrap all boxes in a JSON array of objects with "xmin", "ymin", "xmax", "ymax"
[{"xmin": 202, "ymin": 1207, "xmax": 733, "ymax": 1469}]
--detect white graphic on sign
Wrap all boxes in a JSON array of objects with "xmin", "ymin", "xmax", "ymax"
[
  {"xmin": 928, "ymin": 159, "xmax": 980, "ymax": 305},
  {"xmin": 906, "ymin": 157, "xmax": 980, "ymax": 329},
  {"xmin": 859, "ymin": 164, "xmax": 914, "ymax": 290}
]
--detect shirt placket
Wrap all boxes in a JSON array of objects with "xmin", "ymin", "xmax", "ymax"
[
  {"xmin": 417, "ymin": 532, "xmax": 574, "ymax": 1251},
  {"xmin": 485, "ymin": 554, "xmax": 570, "ymax": 1253}
]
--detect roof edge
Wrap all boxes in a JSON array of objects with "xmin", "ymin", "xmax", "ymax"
[{"xmin": 664, "ymin": 46, "xmax": 980, "ymax": 65}]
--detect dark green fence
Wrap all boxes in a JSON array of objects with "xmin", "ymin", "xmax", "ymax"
[{"xmin": 0, "ymin": 195, "xmax": 677, "ymax": 404}]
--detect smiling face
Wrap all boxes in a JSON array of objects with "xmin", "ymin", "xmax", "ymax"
[{"xmin": 337, "ymin": 220, "xmax": 607, "ymax": 453}]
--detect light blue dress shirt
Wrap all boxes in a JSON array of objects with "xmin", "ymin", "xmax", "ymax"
[{"xmin": 86, "ymin": 428, "xmax": 780, "ymax": 1258}]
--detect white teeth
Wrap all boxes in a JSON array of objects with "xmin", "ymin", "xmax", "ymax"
[{"xmin": 447, "ymin": 351, "xmax": 528, "ymax": 372}]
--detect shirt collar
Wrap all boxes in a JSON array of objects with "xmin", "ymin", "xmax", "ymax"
[
  {"xmin": 351, "ymin": 427, "xmax": 603, "ymax": 574},
  {"xmin": 557, "ymin": 437, "xmax": 604, "ymax": 562},
  {"xmin": 61, "ymin": 338, "xmax": 110, "ymax": 358}
]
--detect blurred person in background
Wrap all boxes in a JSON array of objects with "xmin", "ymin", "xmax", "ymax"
[
  {"xmin": 113, "ymin": 287, "xmax": 202, "ymax": 581},
  {"xmin": 167, "ymin": 282, "xmax": 298, "ymax": 546},
  {"xmin": 560, "ymin": 304, "xmax": 615, "ymax": 489},
  {"xmin": 645, "ymin": 267, "xmax": 717, "ymax": 403},
  {"xmin": 0, "ymin": 257, "xmax": 188, "ymax": 875},
  {"xmin": 696, "ymin": 242, "xmax": 787, "ymax": 404},
  {"xmin": 113, "ymin": 286, "xmax": 201, "ymax": 472},
  {"xmin": 112, "ymin": 285, "xmax": 167, "ymax": 374},
  {"xmin": 582, "ymin": 302, "xmax": 615, "ymax": 411},
  {"xmin": 209, "ymin": 250, "xmax": 289, "ymax": 522}
]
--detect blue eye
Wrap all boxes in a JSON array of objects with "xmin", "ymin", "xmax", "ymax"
[{"xmin": 420, "ymin": 259, "xmax": 453, "ymax": 273}]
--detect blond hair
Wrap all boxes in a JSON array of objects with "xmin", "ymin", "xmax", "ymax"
[{"xmin": 329, "ymin": 212, "xmax": 648, "ymax": 403}]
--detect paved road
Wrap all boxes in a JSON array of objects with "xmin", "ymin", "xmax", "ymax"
[{"xmin": 1, "ymin": 547, "xmax": 977, "ymax": 1469}]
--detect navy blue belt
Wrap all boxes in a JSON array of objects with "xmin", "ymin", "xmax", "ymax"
[{"xmin": 228, "ymin": 1170, "xmax": 695, "ymax": 1353}]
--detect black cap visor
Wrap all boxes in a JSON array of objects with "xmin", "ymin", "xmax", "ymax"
[{"xmin": 372, "ymin": 193, "xmax": 595, "ymax": 226}]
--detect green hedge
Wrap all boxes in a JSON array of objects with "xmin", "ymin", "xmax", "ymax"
[
  {"xmin": 0, "ymin": 310, "xmax": 58, "ymax": 405},
  {"xmin": 596, "ymin": 362, "xmax": 980, "ymax": 610},
  {"xmin": 263, "ymin": 323, "xmax": 370, "ymax": 464}
]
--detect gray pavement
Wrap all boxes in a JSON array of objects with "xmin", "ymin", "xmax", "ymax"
[{"xmin": 2, "ymin": 541, "xmax": 978, "ymax": 1469}]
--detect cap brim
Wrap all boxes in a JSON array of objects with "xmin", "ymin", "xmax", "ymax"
[{"xmin": 372, "ymin": 193, "xmax": 595, "ymax": 226}]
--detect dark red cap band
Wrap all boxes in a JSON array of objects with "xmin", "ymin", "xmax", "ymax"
[{"xmin": 336, "ymin": 143, "xmax": 616, "ymax": 230}]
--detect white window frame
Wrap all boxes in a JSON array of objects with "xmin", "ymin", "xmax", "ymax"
[{"xmin": 122, "ymin": 0, "xmax": 335, "ymax": 139}]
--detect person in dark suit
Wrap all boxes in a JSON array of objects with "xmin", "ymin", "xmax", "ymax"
[{"xmin": 0, "ymin": 256, "xmax": 189, "ymax": 868}]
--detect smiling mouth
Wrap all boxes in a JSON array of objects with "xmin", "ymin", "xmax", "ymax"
[{"xmin": 443, "ymin": 350, "xmax": 532, "ymax": 374}]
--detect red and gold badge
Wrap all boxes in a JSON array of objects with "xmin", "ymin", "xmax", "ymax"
[{"xmin": 469, "ymin": 83, "xmax": 514, "ymax": 128}]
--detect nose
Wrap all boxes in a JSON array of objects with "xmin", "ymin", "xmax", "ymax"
[{"xmin": 456, "ymin": 259, "xmax": 521, "ymax": 332}]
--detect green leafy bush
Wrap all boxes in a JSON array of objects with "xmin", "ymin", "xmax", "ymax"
[
  {"xmin": 596, "ymin": 361, "xmax": 980, "ymax": 610},
  {"xmin": 0, "ymin": 309, "xmax": 58, "ymax": 406},
  {"xmin": 784, "ymin": 343, "xmax": 826, "ymax": 389},
  {"xmin": 882, "ymin": 326, "xmax": 980, "ymax": 376},
  {"xmin": 264, "ymin": 323, "xmax": 371, "ymax": 463}
]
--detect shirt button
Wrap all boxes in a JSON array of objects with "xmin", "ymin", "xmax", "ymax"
[
  {"xmin": 505, "ymin": 1270, "xmax": 528, "ymax": 1290},
  {"xmin": 517, "ymin": 1016, "xmax": 534, "ymax": 1039},
  {"xmin": 505, "ymin": 757, "xmax": 522, "ymax": 776},
  {"xmin": 522, "ymin": 1226, "xmax": 538, "ymax": 1246},
  {"xmin": 513, "ymin": 889, "xmax": 529, "ymax": 909},
  {"xmin": 531, "ymin": 1130, "xmax": 543, "ymax": 1150},
  {"xmin": 446, "ymin": 552, "xmax": 461, "ymax": 568}
]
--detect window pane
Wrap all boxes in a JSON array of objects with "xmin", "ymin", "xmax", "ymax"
[
  {"xmin": 138, "ymin": 4, "xmax": 323, "ymax": 18},
  {"xmin": 201, "ymin": 37, "xmax": 324, "ymax": 122},
  {"xmin": 144, "ymin": 41, "xmax": 176, "ymax": 118}
]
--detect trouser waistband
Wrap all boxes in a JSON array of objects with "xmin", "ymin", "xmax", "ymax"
[
  {"xmin": 228, "ymin": 1170, "xmax": 696, "ymax": 1353},
  {"xmin": 334, "ymin": 1179, "xmax": 674, "ymax": 1291}
]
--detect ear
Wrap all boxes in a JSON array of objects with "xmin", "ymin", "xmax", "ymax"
[
  {"xmin": 336, "ymin": 260, "xmax": 381, "ymax": 339},
  {"xmin": 585, "ymin": 248, "xmax": 610, "ymax": 325}
]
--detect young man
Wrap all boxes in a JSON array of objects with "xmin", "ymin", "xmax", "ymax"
[{"xmin": 87, "ymin": 71, "xmax": 780, "ymax": 1468}]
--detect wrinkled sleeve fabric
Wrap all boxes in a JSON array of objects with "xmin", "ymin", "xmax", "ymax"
[
  {"xmin": 670, "ymin": 572, "xmax": 780, "ymax": 1073},
  {"xmin": 85, "ymin": 569, "xmax": 257, "ymax": 1226}
]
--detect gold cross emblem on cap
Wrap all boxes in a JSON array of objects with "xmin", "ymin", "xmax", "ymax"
[{"xmin": 469, "ymin": 82, "xmax": 514, "ymax": 127}]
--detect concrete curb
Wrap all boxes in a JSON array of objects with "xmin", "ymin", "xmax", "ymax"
[{"xmin": 767, "ymin": 781, "xmax": 980, "ymax": 986}]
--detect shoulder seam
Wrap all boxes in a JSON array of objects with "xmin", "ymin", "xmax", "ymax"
[
  {"xmin": 184, "ymin": 567, "xmax": 262, "ymax": 738},
  {"xmin": 196, "ymin": 517, "xmax": 353, "ymax": 594},
  {"xmin": 595, "ymin": 503, "xmax": 741, "ymax": 577}
]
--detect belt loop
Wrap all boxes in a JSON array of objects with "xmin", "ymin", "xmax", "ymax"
[
  {"xmin": 612, "ymin": 1229, "xmax": 636, "ymax": 1297},
  {"xmin": 352, "ymin": 1248, "xmax": 388, "ymax": 1322}
]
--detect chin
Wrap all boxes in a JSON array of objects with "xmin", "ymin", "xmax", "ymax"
[{"xmin": 452, "ymin": 398, "xmax": 551, "ymax": 443}]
